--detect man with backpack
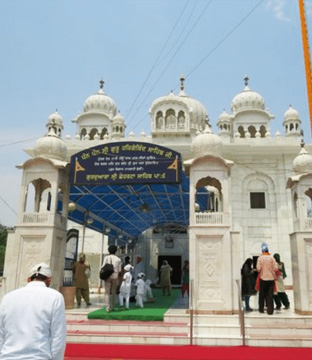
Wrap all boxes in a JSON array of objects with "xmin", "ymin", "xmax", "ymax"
[{"xmin": 102, "ymin": 245, "xmax": 122, "ymax": 313}]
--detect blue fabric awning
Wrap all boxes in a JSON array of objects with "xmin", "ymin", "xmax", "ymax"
[{"xmin": 67, "ymin": 172, "xmax": 190, "ymax": 240}]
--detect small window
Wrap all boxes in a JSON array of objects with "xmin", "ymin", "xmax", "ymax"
[{"xmin": 250, "ymin": 192, "xmax": 265, "ymax": 209}]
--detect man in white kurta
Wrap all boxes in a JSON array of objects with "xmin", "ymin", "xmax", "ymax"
[
  {"xmin": 102, "ymin": 245, "xmax": 122, "ymax": 312},
  {"xmin": 0, "ymin": 262, "xmax": 67, "ymax": 360}
]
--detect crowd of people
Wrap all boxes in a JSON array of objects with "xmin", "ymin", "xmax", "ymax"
[
  {"xmin": 99, "ymin": 247, "xmax": 181, "ymax": 312},
  {"xmin": 241, "ymin": 242, "xmax": 290, "ymax": 315},
  {"xmin": 71, "ymin": 242, "xmax": 290, "ymax": 317},
  {"xmin": 0, "ymin": 241, "xmax": 292, "ymax": 357}
]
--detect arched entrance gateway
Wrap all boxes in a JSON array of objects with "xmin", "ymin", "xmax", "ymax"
[
  {"xmin": 66, "ymin": 141, "xmax": 190, "ymax": 289},
  {"xmin": 2, "ymin": 77, "xmax": 312, "ymax": 315}
]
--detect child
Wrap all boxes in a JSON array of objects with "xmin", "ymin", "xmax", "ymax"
[
  {"xmin": 143, "ymin": 279, "xmax": 155, "ymax": 303},
  {"xmin": 135, "ymin": 272, "xmax": 145, "ymax": 308},
  {"xmin": 119, "ymin": 264, "xmax": 133, "ymax": 309}
]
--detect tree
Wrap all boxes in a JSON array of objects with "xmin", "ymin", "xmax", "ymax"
[{"xmin": 0, "ymin": 224, "xmax": 8, "ymax": 274}]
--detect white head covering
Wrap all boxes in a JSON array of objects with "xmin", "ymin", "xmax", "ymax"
[
  {"xmin": 124, "ymin": 264, "xmax": 133, "ymax": 272},
  {"xmin": 29, "ymin": 262, "xmax": 52, "ymax": 278},
  {"xmin": 138, "ymin": 272, "xmax": 145, "ymax": 278}
]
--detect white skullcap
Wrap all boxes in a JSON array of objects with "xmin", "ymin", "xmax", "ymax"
[
  {"xmin": 29, "ymin": 262, "xmax": 52, "ymax": 278},
  {"xmin": 138, "ymin": 272, "xmax": 145, "ymax": 278},
  {"xmin": 124, "ymin": 264, "xmax": 133, "ymax": 272}
]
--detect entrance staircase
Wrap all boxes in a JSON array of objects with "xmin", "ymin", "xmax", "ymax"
[{"xmin": 66, "ymin": 295, "xmax": 312, "ymax": 347}]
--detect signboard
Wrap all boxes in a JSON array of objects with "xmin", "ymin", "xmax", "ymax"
[{"xmin": 69, "ymin": 141, "xmax": 182, "ymax": 185}]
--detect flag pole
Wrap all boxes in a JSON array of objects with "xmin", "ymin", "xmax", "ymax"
[{"xmin": 298, "ymin": 0, "xmax": 312, "ymax": 139}]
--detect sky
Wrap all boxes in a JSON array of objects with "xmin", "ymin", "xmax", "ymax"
[{"xmin": 0, "ymin": 0, "xmax": 311, "ymax": 227}]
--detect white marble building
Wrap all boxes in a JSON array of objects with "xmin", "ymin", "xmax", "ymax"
[{"xmin": 3, "ymin": 76, "xmax": 312, "ymax": 314}]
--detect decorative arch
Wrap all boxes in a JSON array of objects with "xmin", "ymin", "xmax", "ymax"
[
  {"xmin": 89, "ymin": 128, "xmax": 98, "ymax": 140},
  {"xmin": 156, "ymin": 111, "xmax": 164, "ymax": 130},
  {"xmin": 80, "ymin": 128, "xmax": 87, "ymax": 140},
  {"xmin": 305, "ymin": 188, "xmax": 312, "ymax": 217},
  {"xmin": 238, "ymin": 125, "xmax": 245, "ymax": 138},
  {"xmin": 195, "ymin": 176, "xmax": 222, "ymax": 212},
  {"xmin": 242, "ymin": 173, "xmax": 275, "ymax": 211},
  {"xmin": 260, "ymin": 125, "xmax": 266, "ymax": 137},
  {"xmin": 165, "ymin": 109, "xmax": 176, "ymax": 129},
  {"xmin": 248, "ymin": 125, "xmax": 256, "ymax": 138},
  {"xmin": 25, "ymin": 178, "xmax": 52, "ymax": 213},
  {"xmin": 178, "ymin": 110, "xmax": 186, "ymax": 129},
  {"xmin": 100, "ymin": 127, "xmax": 108, "ymax": 139}
]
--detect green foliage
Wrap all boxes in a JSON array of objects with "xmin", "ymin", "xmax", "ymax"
[{"xmin": 0, "ymin": 225, "xmax": 8, "ymax": 273}]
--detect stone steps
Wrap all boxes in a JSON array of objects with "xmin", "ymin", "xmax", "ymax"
[
  {"xmin": 66, "ymin": 316, "xmax": 190, "ymax": 345},
  {"xmin": 65, "ymin": 295, "xmax": 312, "ymax": 347}
]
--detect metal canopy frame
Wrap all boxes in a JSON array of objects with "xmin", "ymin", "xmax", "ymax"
[{"xmin": 67, "ymin": 172, "xmax": 190, "ymax": 240}]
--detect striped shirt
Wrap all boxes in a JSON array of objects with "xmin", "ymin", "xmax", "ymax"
[{"xmin": 256, "ymin": 253, "xmax": 278, "ymax": 281}]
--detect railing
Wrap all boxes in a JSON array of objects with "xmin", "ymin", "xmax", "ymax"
[
  {"xmin": 195, "ymin": 212, "xmax": 224, "ymax": 225},
  {"xmin": 189, "ymin": 279, "xmax": 194, "ymax": 345},
  {"xmin": 236, "ymin": 279, "xmax": 245, "ymax": 346},
  {"xmin": 22, "ymin": 212, "xmax": 65, "ymax": 226}
]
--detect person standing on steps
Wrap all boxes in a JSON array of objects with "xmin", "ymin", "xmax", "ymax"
[
  {"xmin": 159, "ymin": 260, "xmax": 173, "ymax": 296},
  {"xmin": 256, "ymin": 243, "xmax": 278, "ymax": 315},
  {"xmin": 102, "ymin": 245, "xmax": 122, "ymax": 313},
  {"xmin": 72, "ymin": 253, "xmax": 92, "ymax": 307},
  {"xmin": 181, "ymin": 260, "xmax": 189, "ymax": 299},
  {"xmin": 273, "ymin": 253, "xmax": 290, "ymax": 310},
  {"xmin": 241, "ymin": 258, "xmax": 256, "ymax": 312}
]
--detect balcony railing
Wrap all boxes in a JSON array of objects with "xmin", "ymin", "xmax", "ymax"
[
  {"xmin": 194, "ymin": 212, "xmax": 227, "ymax": 225},
  {"xmin": 22, "ymin": 212, "xmax": 66, "ymax": 226}
]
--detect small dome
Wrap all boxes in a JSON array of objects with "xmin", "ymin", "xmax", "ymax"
[
  {"xmin": 231, "ymin": 85, "xmax": 265, "ymax": 114},
  {"xmin": 217, "ymin": 110, "xmax": 230, "ymax": 123},
  {"xmin": 284, "ymin": 105, "xmax": 300, "ymax": 121},
  {"xmin": 113, "ymin": 112, "xmax": 125, "ymax": 124},
  {"xmin": 293, "ymin": 146, "xmax": 312, "ymax": 174},
  {"xmin": 150, "ymin": 76, "xmax": 208, "ymax": 132},
  {"xmin": 34, "ymin": 129, "xmax": 67, "ymax": 161},
  {"xmin": 231, "ymin": 77, "xmax": 265, "ymax": 114},
  {"xmin": 83, "ymin": 82, "xmax": 117, "ymax": 116},
  {"xmin": 191, "ymin": 124, "xmax": 222, "ymax": 155},
  {"xmin": 47, "ymin": 111, "xmax": 63, "ymax": 129}
]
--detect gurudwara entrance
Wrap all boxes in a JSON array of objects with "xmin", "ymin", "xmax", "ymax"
[{"xmin": 2, "ymin": 78, "xmax": 312, "ymax": 316}]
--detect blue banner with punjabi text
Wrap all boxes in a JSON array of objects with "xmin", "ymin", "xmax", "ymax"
[{"xmin": 69, "ymin": 142, "xmax": 182, "ymax": 185}]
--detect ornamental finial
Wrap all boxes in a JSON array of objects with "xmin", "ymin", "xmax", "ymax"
[
  {"xmin": 244, "ymin": 74, "xmax": 249, "ymax": 86},
  {"xmin": 180, "ymin": 73, "xmax": 185, "ymax": 92}
]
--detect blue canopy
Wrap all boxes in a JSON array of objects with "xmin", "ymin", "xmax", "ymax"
[{"xmin": 67, "ymin": 172, "xmax": 190, "ymax": 240}]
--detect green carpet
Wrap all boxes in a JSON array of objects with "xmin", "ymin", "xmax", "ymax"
[{"xmin": 88, "ymin": 288, "xmax": 179, "ymax": 321}]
